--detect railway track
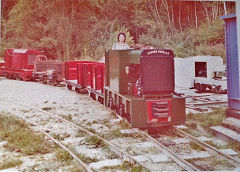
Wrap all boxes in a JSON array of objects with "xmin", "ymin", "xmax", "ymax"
[
  {"xmin": 148, "ymin": 127, "xmax": 240, "ymax": 171},
  {"xmin": 0, "ymin": 95, "xmax": 239, "ymax": 171},
  {"xmin": 0, "ymin": 97, "xmax": 195, "ymax": 171},
  {"xmin": 185, "ymin": 93, "xmax": 228, "ymax": 113},
  {"xmin": 0, "ymin": 97, "xmax": 147, "ymax": 171}
]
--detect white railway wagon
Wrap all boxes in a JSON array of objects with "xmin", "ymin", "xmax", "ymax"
[{"xmin": 175, "ymin": 56, "xmax": 226, "ymax": 93}]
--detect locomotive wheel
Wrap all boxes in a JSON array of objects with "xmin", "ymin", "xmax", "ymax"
[
  {"xmin": 12, "ymin": 74, "xmax": 17, "ymax": 80},
  {"xmin": 90, "ymin": 93, "xmax": 96, "ymax": 100},
  {"xmin": 195, "ymin": 83, "xmax": 200, "ymax": 91},
  {"xmin": 5, "ymin": 73, "xmax": 11, "ymax": 79},
  {"xmin": 199, "ymin": 84, "xmax": 204, "ymax": 92},
  {"xmin": 75, "ymin": 88, "xmax": 80, "ymax": 93},
  {"xmin": 98, "ymin": 97, "xmax": 104, "ymax": 104},
  {"xmin": 215, "ymin": 86, "xmax": 221, "ymax": 94},
  {"xmin": 67, "ymin": 84, "xmax": 72, "ymax": 90},
  {"xmin": 211, "ymin": 86, "xmax": 216, "ymax": 93},
  {"xmin": 15, "ymin": 75, "xmax": 22, "ymax": 81},
  {"xmin": 42, "ymin": 78, "xmax": 47, "ymax": 84},
  {"xmin": 53, "ymin": 80, "xmax": 59, "ymax": 86}
]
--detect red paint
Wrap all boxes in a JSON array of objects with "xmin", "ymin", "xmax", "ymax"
[{"xmin": 147, "ymin": 100, "xmax": 171, "ymax": 123}]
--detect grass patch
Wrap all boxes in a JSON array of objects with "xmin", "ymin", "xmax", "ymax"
[
  {"xmin": 63, "ymin": 114, "xmax": 72, "ymax": 121},
  {"xmin": 212, "ymin": 159, "xmax": 234, "ymax": 169},
  {"xmin": 187, "ymin": 108, "xmax": 225, "ymax": 128},
  {"xmin": 20, "ymin": 109, "xmax": 31, "ymax": 113},
  {"xmin": 52, "ymin": 133, "xmax": 64, "ymax": 140},
  {"xmin": 101, "ymin": 118, "xmax": 111, "ymax": 126},
  {"xmin": 181, "ymin": 128, "xmax": 201, "ymax": 137},
  {"xmin": 103, "ymin": 129, "xmax": 144, "ymax": 140},
  {"xmin": 101, "ymin": 160, "xmax": 143, "ymax": 171},
  {"xmin": 75, "ymin": 130, "xmax": 86, "ymax": 137},
  {"xmin": 86, "ymin": 128, "xmax": 96, "ymax": 134},
  {"xmin": 41, "ymin": 107, "xmax": 52, "ymax": 111},
  {"xmin": 118, "ymin": 120, "xmax": 131, "ymax": 129},
  {"xmin": 85, "ymin": 135, "xmax": 105, "ymax": 148},
  {"xmin": 55, "ymin": 148, "xmax": 73, "ymax": 163},
  {"xmin": 188, "ymin": 157, "xmax": 234, "ymax": 170},
  {"xmin": 67, "ymin": 146, "xmax": 99, "ymax": 163},
  {"xmin": 0, "ymin": 113, "xmax": 52, "ymax": 155},
  {"xmin": 104, "ymin": 130, "xmax": 125, "ymax": 140},
  {"xmin": 208, "ymin": 140, "xmax": 240, "ymax": 151},
  {"xmin": 121, "ymin": 161, "xmax": 143, "ymax": 171},
  {"xmin": 189, "ymin": 141, "xmax": 205, "ymax": 151},
  {"xmin": 185, "ymin": 121, "xmax": 198, "ymax": 130},
  {"xmin": 102, "ymin": 145, "xmax": 119, "ymax": 159},
  {"xmin": 0, "ymin": 159, "xmax": 23, "ymax": 170},
  {"xmin": 78, "ymin": 154, "xmax": 98, "ymax": 163}
]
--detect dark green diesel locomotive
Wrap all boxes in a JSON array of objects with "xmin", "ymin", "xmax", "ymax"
[{"xmin": 104, "ymin": 49, "xmax": 185, "ymax": 128}]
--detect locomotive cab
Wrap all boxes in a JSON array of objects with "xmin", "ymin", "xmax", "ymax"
[{"xmin": 104, "ymin": 49, "xmax": 185, "ymax": 128}]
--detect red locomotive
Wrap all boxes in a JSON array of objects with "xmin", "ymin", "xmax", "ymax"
[
  {"xmin": 0, "ymin": 48, "xmax": 186, "ymax": 128},
  {"xmin": 0, "ymin": 49, "xmax": 41, "ymax": 81}
]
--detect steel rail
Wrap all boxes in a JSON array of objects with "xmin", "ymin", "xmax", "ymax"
[
  {"xmin": 138, "ymin": 130, "xmax": 200, "ymax": 171},
  {"xmin": 174, "ymin": 127, "xmax": 240, "ymax": 168},
  {"xmin": 114, "ymin": 112, "xmax": 200, "ymax": 171},
  {"xmin": 43, "ymin": 131, "xmax": 93, "ymax": 172},
  {"xmin": 0, "ymin": 97, "xmax": 150, "ymax": 171},
  {"xmin": 0, "ymin": 97, "xmax": 93, "ymax": 171},
  {"xmin": 186, "ymin": 101, "xmax": 227, "ymax": 107}
]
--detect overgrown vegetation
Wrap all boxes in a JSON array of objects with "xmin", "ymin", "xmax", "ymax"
[
  {"xmin": 103, "ymin": 129, "xmax": 144, "ymax": 140},
  {"xmin": 41, "ymin": 107, "xmax": 53, "ymax": 111},
  {"xmin": 102, "ymin": 145, "xmax": 119, "ymax": 159},
  {"xmin": 0, "ymin": 159, "xmax": 23, "ymax": 170},
  {"xmin": 0, "ymin": 112, "xmax": 52, "ymax": 155},
  {"xmin": 102, "ymin": 161, "xmax": 143, "ymax": 171},
  {"xmin": 63, "ymin": 114, "xmax": 72, "ymax": 121},
  {"xmin": 1, "ymin": 1, "xmax": 235, "ymax": 60},
  {"xmin": 189, "ymin": 141, "xmax": 205, "ymax": 151},
  {"xmin": 52, "ymin": 133, "xmax": 65, "ymax": 141},
  {"xmin": 77, "ymin": 154, "xmax": 98, "ymax": 163},
  {"xmin": 55, "ymin": 148, "xmax": 73, "ymax": 163},
  {"xmin": 186, "ymin": 108, "xmax": 226, "ymax": 129},
  {"xmin": 85, "ymin": 135, "xmax": 105, "ymax": 148},
  {"xmin": 75, "ymin": 130, "xmax": 86, "ymax": 137},
  {"xmin": 118, "ymin": 120, "xmax": 132, "ymax": 129}
]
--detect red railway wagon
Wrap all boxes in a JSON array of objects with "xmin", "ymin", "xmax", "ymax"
[
  {"xmin": 65, "ymin": 61, "xmax": 105, "ymax": 103},
  {"xmin": 0, "ymin": 62, "xmax": 4, "ymax": 76},
  {"xmin": 64, "ymin": 61, "xmax": 96, "ymax": 90},
  {"xmin": 0, "ymin": 49, "xmax": 41, "ymax": 81}
]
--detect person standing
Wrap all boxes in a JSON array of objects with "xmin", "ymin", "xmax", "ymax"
[{"xmin": 112, "ymin": 32, "xmax": 130, "ymax": 50}]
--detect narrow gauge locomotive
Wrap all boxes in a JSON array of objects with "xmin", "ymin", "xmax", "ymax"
[
  {"xmin": 104, "ymin": 49, "xmax": 185, "ymax": 128},
  {"xmin": 0, "ymin": 49, "xmax": 41, "ymax": 80},
  {"xmin": 0, "ymin": 48, "xmax": 186, "ymax": 128}
]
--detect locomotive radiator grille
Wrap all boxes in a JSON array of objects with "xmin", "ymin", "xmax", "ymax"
[{"xmin": 147, "ymin": 100, "xmax": 171, "ymax": 123}]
